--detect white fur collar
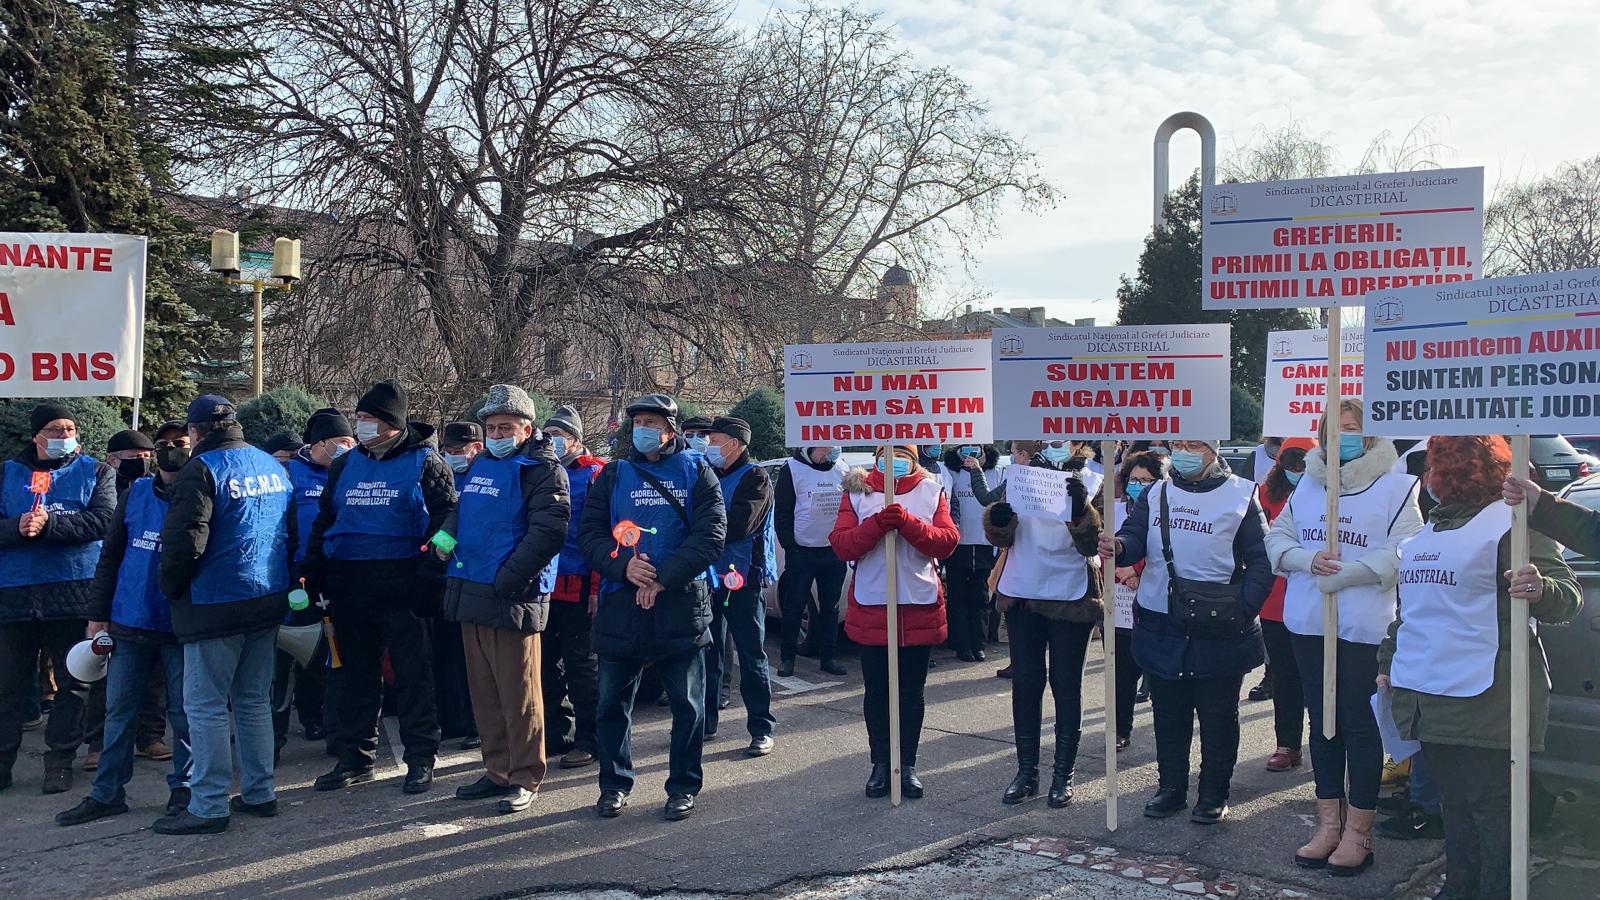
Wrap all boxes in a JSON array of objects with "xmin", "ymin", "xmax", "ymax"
[{"xmin": 1304, "ymin": 440, "xmax": 1398, "ymax": 493}]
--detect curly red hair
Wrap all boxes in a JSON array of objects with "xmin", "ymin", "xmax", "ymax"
[{"xmin": 1424, "ymin": 436, "xmax": 1511, "ymax": 507}]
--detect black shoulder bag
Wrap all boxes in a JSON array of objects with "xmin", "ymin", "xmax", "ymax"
[
  {"xmin": 628, "ymin": 462, "xmax": 691, "ymax": 529},
  {"xmin": 1159, "ymin": 482, "xmax": 1245, "ymax": 635}
]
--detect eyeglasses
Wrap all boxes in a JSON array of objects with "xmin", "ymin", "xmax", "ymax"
[
  {"xmin": 1127, "ymin": 476, "xmax": 1157, "ymax": 485},
  {"xmin": 155, "ymin": 439, "xmax": 189, "ymax": 449},
  {"xmin": 39, "ymin": 426, "xmax": 77, "ymax": 438}
]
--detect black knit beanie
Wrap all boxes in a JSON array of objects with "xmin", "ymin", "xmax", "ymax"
[
  {"xmin": 30, "ymin": 402, "xmax": 75, "ymax": 436},
  {"xmin": 356, "ymin": 381, "xmax": 408, "ymax": 430}
]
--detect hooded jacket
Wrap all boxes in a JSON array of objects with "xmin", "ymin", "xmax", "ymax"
[
  {"xmin": 0, "ymin": 445, "xmax": 117, "ymax": 623},
  {"xmin": 440, "ymin": 434, "xmax": 569, "ymax": 632}
]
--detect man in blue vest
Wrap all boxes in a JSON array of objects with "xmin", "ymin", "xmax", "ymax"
[
  {"xmin": 0, "ymin": 402, "xmax": 117, "ymax": 795},
  {"xmin": 540, "ymin": 405, "xmax": 605, "ymax": 769},
  {"xmin": 579, "ymin": 394, "xmax": 725, "ymax": 821},
  {"xmin": 434, "ymin": 420, "xmax": 483, "ymax": 751},
  {"xmin": 701, "ymin": 416, "xmax": 777, "ymax": 757},
  {"xmin": 305, "ymin": 380, "xmax": 456, "ymax": 795},
  {"xmin": 57, "ymin": 421, "xmax": 194, "ymax": 825},
  {"xmin": 271, "ymin": 407, "xmax": 354, "ymax": 760},
  {"xmin": 440, "ymin": 384, "xmax": 569, "ymax": 814},
  {"xmin": 155, "ymin": 395, "xmax": 292, "ymax": 834}
]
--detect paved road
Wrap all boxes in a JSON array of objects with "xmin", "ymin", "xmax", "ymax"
[{"xmin": 0, "ymin": 635, "xmax": 1590, "ymax": 898}]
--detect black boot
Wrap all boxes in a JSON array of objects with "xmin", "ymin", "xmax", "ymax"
[
  {"xmin": 864, "ymin": 764, "xmax": 890, "ymax": 798},
  {"xmin": 1003, "ymin": 730, "xmax": 1040, "ymax": 805},
  {"xmin": 1048, "ymin": 734, "xmax": 1078, "ymax": 808},
  {"xmin": 900, "ymin": 765, "xmax": 924, "ymax": 799},
  {"xmin": 1144, "ymin": 786, "xmax": 1189, "ymax": 818}
]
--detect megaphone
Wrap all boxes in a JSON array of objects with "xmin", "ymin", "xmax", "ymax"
[
  {"xmin": 66, "ymin": 634, "xmax": 114, "ymax": 683},
  {"xmin": 276, "ymin": 623, "xmax": 322, "ymax": 668}
]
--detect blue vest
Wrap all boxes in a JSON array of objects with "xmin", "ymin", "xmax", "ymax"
[
  {"xmin": 110, "ymin": 478, "xmax": 172, "ymax": 632},
  {"xmin": 323, "ymin": 446, "xmax": 430, "ymax": 560},
  {"xmin": 558, "ymin": 460, "xmax": 598, "ymax": 576},
  {"xmin": 190, "ymin": 446, "xmax": 291, "ymax": 605},
  {"xmin": 284, "ymin": 457, "xmax": 327, "ymax": 565},
  {"xmin": 448, "ymin": 453, "xmax": 558, "ymax": 593},
  {"xmin": 605, "ymin": 451, "xmax": 703, "ymax": 595},
  {"xmin": 0, "ymin": 454, "xmax": 102, "ymax": 588},
  {"xmin": 713, "ymin": 461, "xmax": 777, "ymax": 589}
]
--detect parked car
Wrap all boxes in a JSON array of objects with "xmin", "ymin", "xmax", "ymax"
[
  {"xmin": 1537, "ymin": 472, "xmax": 1600, "ymax": 794},
  {"xmin": 1531, "ymin": 435, "xmax": 1593, "ymax": 490}
]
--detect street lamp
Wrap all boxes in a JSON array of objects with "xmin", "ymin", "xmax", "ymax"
[{"xmin": 209, "ymin": 229, "xmax": 300, "ymax": 398}]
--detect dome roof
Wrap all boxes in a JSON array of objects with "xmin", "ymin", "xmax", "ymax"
[{"xmin": 881, "ymin": 264, "xmax": 913, "ymax": 287}]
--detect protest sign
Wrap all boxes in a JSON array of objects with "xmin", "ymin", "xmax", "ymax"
[
  {"xmin": 1006, "ymin": 463, "xmax": 1074, "ymax": 519},
  {"xmin": 991, "ymin": 325, "xmax": 1230, "ymax": 439},
  {"xmin": 1202, "ymin": 167, "xmax": 1484, "ymax": 311},
  {"xmin": 0, "ymin": 233, "xmax": 146, "ymax": 398},
  {"xmin": 783, "ymin": 340, "xmax": 991, "ymax": 446},
  {"xmin": 1363, "ymin": 268, "xmax": 1600, "ymax": 435},
  {"xmin": 1262, "ymin": 328, "xmax": 1364, "ymax": 436}
]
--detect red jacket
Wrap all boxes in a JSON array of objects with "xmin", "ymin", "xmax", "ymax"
[
  {"xmin": 829, "ymin": 468, "xmax": 959, "ymax": 647},
  {"xmin": 1258, "ymin": 483, "xmax": 1289, "ymax": 622}
]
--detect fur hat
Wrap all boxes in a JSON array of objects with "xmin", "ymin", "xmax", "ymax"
[{"xmin": 478, "ymin": 384, "xmax": 539, "ymax": 422}]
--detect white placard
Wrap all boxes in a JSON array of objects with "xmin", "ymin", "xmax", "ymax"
[
  {"xmin": 991, "ymin": 325, "xmax": 1231, "ymax": 440},
  {"xmin": 1202, "ymin": 168, "xmax": 1483, "ymax": 310},
  {"xmin": 1262, "ymin": 328, "xmax": 1365, "ymax": 436},
  {"xmin": 1005, "ymin": 464, "xmax": 1074, "ymax": 519},
  {"xmin": 1363, "ymin": 268, "xmax": 1600, "ymax": 435},
  {"xmin": 1112, "ymin": 504, "xmax": 1134, "ymax": 629},
  {"xmin": 782, "ymin": 340, "xmax": 991, "ymax": 446},
  {"xmin": 0, "ymin": 233, "xmax": 146, "ymax": 398}
]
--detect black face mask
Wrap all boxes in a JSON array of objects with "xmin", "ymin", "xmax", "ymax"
[
  {"xmin": 118, "ymin": 457, "xmax": 151, "ymax": 481},
  {"xmin": 156, "ymin": 446, "xmax": 191, "ymax": 473}
]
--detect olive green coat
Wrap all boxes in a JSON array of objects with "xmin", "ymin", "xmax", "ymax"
[{"xmin": 1376, "ymin": 502, "xmax": 1582, "ymax": 752}]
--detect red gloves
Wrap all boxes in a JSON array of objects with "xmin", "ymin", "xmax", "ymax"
[{"xmin": 875, "ymin": 503, "xmax": 907, "ymax": 531}]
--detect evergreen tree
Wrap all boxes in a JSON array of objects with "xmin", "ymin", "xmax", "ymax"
[
  {"xmin": 237, "ymin": 384, "xmax": 325, "ymax": 445},
  {"xmin": 727, "ymin": 387, "xmax": 786, "ymax": 461}
]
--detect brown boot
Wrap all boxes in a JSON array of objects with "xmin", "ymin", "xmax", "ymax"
[
  {"xmin": 1328, "ymin": 805, "xmax": 1375, "ymax": 876},
  {"xmin": 1294, "ymin": 798, "xmax": 1344, "ymax": 868}
]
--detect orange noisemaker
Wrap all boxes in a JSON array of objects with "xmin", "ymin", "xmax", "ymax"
[{"xmin": 609, "ymin": 520, "xmax": 658, "ymax": 559}]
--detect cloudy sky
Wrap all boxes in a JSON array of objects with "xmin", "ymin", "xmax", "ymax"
[{"xmin": 734, "ymin": 0, "xmax": 1599, "ymax": 323}]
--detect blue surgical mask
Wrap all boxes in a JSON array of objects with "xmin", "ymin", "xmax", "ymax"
[
  {"xmin": 706, "ymin": 444, "xmax": 726, "ymax": 468},
  {"xmin": 1285, "ymin": 470, "xmax": 1303, "ymax": 486},
  {"xmin": 1338, "ymin": 433, "xmax": 1365, "ymax": 463},
  {"xmin": 877, "ymin": 456, "xmax": 911, "ymax": 478},
  {"xmin": 824, "ymin": 448, "xmax": 840, "ymax": 464},
  {"xmin": 960, "ymin": 446, "xmax": 981, "ymax": 459},
  {"xmin": 1125, "ymin": 481, "xmax": 1147, "ymax": 502},
  {"xmin": 444, "ymin": 452, "xmax": 470, "ymax": 473},
  {"xmin": 44, "ymin": 437, "xmax": 78, "ymax": 459},
  {"xmin": 486, "ymin": 437, "xmax": 519, "ymax": 459},
  {"xmin": 1170, "ymin": 449, "xmax": 1206, "ymax": 478},
  {"xmin": 633, "ymin": 426, "xmax": 664, "ymax": 455},
  {"xmin": 330, "ymin": 443, "xmax": 351, "ymax": 460},
  {"xmin": 1041, "ymin": 445, "xmax": 1073, "ymax": 464},
  {"xmin": 551, "ymin": 436, "xmax": 568, "ymax": 457},
  {"xmin": 686, "ymin": 435, "xmax": 708, "ymax": 452},
  {"xmin": 924, "ymin": 444, "xmax": 943, "ymax": 456}
]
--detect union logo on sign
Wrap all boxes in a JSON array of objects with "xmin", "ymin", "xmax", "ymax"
[
  {"xmin": 789, "ymin": 351, "xmax": 813, "ymax": 371},
  {"xmin": 1210, "ymin": 191, "xmax": 1238, "ymax": 217},
  {"xmin": 998, "ymin": 335, "xmax": 1025, "ymax": 357},
  {"xmin": 1372, "ymin": 297, "xmax": 1404, "ymax": 324},
  {"xmin": 1271, "ymin": 339, "xmax": 1293, "ymax": 357}
]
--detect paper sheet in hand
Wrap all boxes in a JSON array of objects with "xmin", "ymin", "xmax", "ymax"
[
  {"xmin": 1371, "ymin": 687, "xmax": 1420, "ymax": 763},
  {"xmin": 1006, "ymin": 464, "xmax": 1073, "ymax": 519}
]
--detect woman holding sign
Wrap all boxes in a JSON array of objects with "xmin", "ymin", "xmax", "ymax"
[
  {"xmin": 829, "ymin": 445, "xmax": 958, "ymax": 800},
  {"xmin": 1264, "ymin": 400, "xmax": 1423, "ymax": 875},
  {"xmin": 982, "ymin": 442, "xmax": 1103, "ymax": 807},
  {"xmin": 1099, "ymin": 439, "xmax": 1271, "ymax": 825},
  {"xmin": 1377, "ymin": 436, "xmax": 1579, "ymax": 900}
]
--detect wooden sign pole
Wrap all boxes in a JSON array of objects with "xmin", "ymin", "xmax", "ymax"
[
  {"xmin": 1101, "ymin": 440, "xmax": 1119, "ymax": 832},
  {"xmin": 1509, "ymin": 434, "xmax": 1532, "ymax": 900},
  {"xmin": 1321, "ymin": 311, "xmax": 1342, "ymax": 740},
  {"xmin": 883, "ymin": 446, "xmax": 903, "ymax": 807}
]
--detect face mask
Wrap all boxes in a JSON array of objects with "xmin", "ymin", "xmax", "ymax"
[
  {"xmin": 1170, "ymin": 449, "xmax": 1206, "ymax": 477},
  {"xmin": 117, "ymin": 457, "xmax": 150, "ymax": 481},
  {"xmin": 44, "ymin": 437, "xmax": 78, "ymax": 459},
  {"xmin": 959, "ymin": 446, "xmax": 981, "ymax": 459},
  {"xmin": 444, "ymin": 452, "xmax": 471, "ymax": 473},
  {"xmin": 876, "ymin": 456, "xmax": 911, "ymax": 478},
  {"xmin": 1125, "ymin": 481, "xmax": 1147, "ymax": 502},
  {"xmin": 354, "ymin": 420, "xmax": 382, "ymax": 443},
  {"xmin": 633, "ymin": 426, "xmax": 664, "ymax": 455},
  {"xmin": 486, "ymin": 437, "xmax": 519, "ymax": 459},
  {"xmin": 706, "ymin": 444, "xmax": 726, "ymax": 468},
  {"xmin": 156, "ymin": 446, "xmax": 190, "ymax": 473},
  {"xmin": 1338, "ymin": 433, "xmax": 1365, "ymax": 463},
  {"xmin": 1285, "ymin": 470, "xmax": 1303, "ymax": 486},
  {"xmin": 925, "ymin": 444, "xmax": 943, "ymax": 456},
  {"xmin": 1265, "ymin": 444, "xmax": 1280, "ymax": 460},
  {"xmin": 686, "ymin": 435, "xmax": 708, "ymax": 452},
  {"xmin": 1041, "ymin": 445, "xmax": 1073, "ymax": 464},
  {"xmin": 823, "ymin": 448, "xmax": 840, "ymax": 464},
  {"xmin": 551, "ymin": 436, "xmax": 568, "ymax": 458},
  {"xmin": 330, "ymin": 442, "xmax": 351, "ymax": 460}
]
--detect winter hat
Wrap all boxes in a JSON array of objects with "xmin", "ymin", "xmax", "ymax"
[
  {"xmin": 441, "ymin": 421, "xmax": 483, "ymax": 449},
  {"xmin": 302, "ymin": 407, "xmax": 353, "ymax": 445},
  {"xmin": 680, "ymin": 415, "xmax": 713, "ymax": 433},
  {"xmin": 106, "ymin": 429, "xmax": 155, "ymax": 453},
  {"xmin": 477, "ymin": 384, "xmax": 539, "ymax": 422},
  {"xmin": 186, "ymin": 394, "xmax": 237, "ymax": 425},
  {"xmin": 356, "ymin": 380, "xmax": 408, "ymax": 430},
  {"xmin": 262, "ymin": 432, "xmax": 304, "ymax": 455},
  {"xmin": 1280, "ymin": 436, "xmax": 1317, "ymax": 454},
  {"xmin": 155, "ymin": 421, "xmax": 186, "ymax": 441},
  {"xmin": 710, "ymin": 416, "xmax": 751, "ymax": 445},
  {"xmin": 624, "ymin": 394, "xmax": 679, "ymax": 430},
  {"xmin": 30, "ymin": 402, "xmax": 76, "ymax": 435},
  {"xmin": 543, "ymin": 405, "xmax": 584, "ymax": 441}
]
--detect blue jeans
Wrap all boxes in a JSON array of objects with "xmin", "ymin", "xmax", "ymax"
[
  {"xmin": 1409, "ymin": 749, "xmax": 1442, "ymax": 814},
  {"xmin": 91, "ymin": 641, "xmax": 190, "ymax": 804},
  {"xmin": 704, "ymin": 584, "xmax": 775, "ymax": 739},
  {"xmin": 184, "ymin": 627, "xmax": 277, "ymax": 820},
  {"xmin": 596, "ymin": 648, "xmax": 704, "ymax": 797}
]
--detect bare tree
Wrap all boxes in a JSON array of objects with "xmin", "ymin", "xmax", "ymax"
[{"xmin": 1486, "ymin": 155, "xmax": 1600, "ymax": 276}]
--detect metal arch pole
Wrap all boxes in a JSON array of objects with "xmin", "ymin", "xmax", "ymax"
[{"xmin": 1153, "ymin": 112, "xmax": 1217, "ymax": 230}]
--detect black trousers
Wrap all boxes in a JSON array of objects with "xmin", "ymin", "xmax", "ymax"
[
  {"xmin": 1114, "ymin": 628, "xmax": 1142, "ymax": 740},
  {"xmin": 328, "ymin": 603, "xmax": 440, "ymax": 768},
  {"xmin": 1291, "ymin": 633, "xmax": 1382, "ymax": 809},
  {"xmin": 1007, "ymin": 608, "xmax": 1093, "ymax": 771},
  {"xmin": 859, "ymin": 644, "xmax": 931, "ymax": 766},
  {"xmin": 705, "ymin": 583, "xmax": 775, "ymax": 739},
  {"xmin": 945, "ymin": 548, "xmax": 994, "ymax": 656},
  {"xmin": 431, "ymin": 618, "xmax": 477, "ymax": 740},
  {"xmin": 0, "ymin": 619, "xmax": 88, "ymax": 772},
  {"xmin": 1147, "ymin": 671, "xmax": 1245, "ymax": 800},
  {"xmin": 1260, "ymin": 620, "xmax": 1305, "ymax": 749},
  {"xmin": 1424, "ymin": 741, "xmax": 1511, "ymax": 900},
  {"xmin": 779, "ymin": 545, "xmax": 846, "ymax": 661},
  {"xmin": 541, "ymin": 601, "xmax": 598, "ymax": 754}
]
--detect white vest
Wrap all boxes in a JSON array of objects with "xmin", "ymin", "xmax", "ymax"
[
  {"xmin": 1135, "ymin": 476, "xmax": 1257, "ymax": 614},
  {"xmin": 788, "ymin": 458, "xmax": 847, "ymax": 548},
  {"xmin": 1281, "ymin": 472, "xmax": 1419, "ymax": 645},
  {"xmin": 1112, "ymin": 503, "xmax": 1136, "ymax": 628},
  {"xmin": 848, "ymin": 476, "xmax": 944, "ymax": 606},
  {"xmin": 998, "ymin": 502, "xmax": 1090, "ymax": 602},
  {"xmin": 1250, "ymin": 445, "xmax": 1274, "ymax": 483},
  {"xmin": 1390, "ymin": 503, "xmax": 1510, "ymax": 698},
  {"xmin": 951, "ymin": 466, "xmax": 1003, "ymax": 546}
]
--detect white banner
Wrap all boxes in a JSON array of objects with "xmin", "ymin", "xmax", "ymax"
[
  {"xmin": 991, "ymin": 325, "xmax": 1231, "ymax": 440},
  {"xmin": 1363, "ymin": 269, "xmax": 1600, "ymax": 435},
  {"xmin": 782, "ymin": 340, "xmax": 991, "ymax": 446},
  {"xmin": 1006, "ymin": 463, "xmax": 1075, "ymax": 519},
  {"xmin": 1202, "ymin": 167, "xmax": 1483, "ymax": 310},
  {"xmin": 0, "ymin": 233, "xmax": 145, "ymax": 398},
  {"xmin": 1262, "ymin": 328, "xmax": 1364, "ymax": 436}
]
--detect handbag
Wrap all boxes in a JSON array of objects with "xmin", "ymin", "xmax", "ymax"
[{"xmin": 1158, "ymin": 482, "xmax": 1245, "ymax": 635}]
